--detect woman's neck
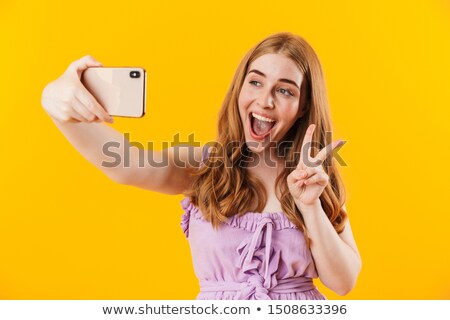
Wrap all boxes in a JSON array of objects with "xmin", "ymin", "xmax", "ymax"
[{"xmin": 246, "ymin": 145, "xmax": 285, "ymax": 170}]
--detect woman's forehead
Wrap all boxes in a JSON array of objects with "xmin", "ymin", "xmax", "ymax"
[{"xmin": 248, "ymin": 53, "xmax": 303, "ymax": 85}]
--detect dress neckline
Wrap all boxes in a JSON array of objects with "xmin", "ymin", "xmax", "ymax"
[
  {"xmin": 244, "ymin": 210, "xmax": 285, "ymax": 215},
  {"xmin": 181, "ymin": 197, "xmax": 298, "ymax": 232}
]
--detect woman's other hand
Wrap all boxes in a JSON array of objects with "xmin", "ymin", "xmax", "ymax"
[{"xmin": 287, "ymin": 124, "xmax": 344, "ymax": 208}]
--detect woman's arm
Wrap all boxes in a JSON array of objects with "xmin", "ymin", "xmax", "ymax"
[
  {"xmin": 48, "ymin": 119, "xmax": 202, "ymax": 194},
  {"xmin": 287, "ymin": 124, "xmax": 361, "ymax": 295},
  {"xmin": 299, "ymin": 202, "xmax": 361, "ymax": 296},
  {"xmin": 42, "ymin": 55, "xmax": 201, "ymax": 195}
]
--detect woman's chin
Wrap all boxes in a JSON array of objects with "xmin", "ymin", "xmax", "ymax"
[
  {"xmin": 244, "ymin": 136, "xmax": 274, "ymax": 153},
  {"xmin": 246, "ymin": 143, "xmax": 266, "ymax": 153}
]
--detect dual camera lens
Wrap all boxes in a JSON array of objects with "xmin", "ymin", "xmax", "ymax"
[{"xmin": 130, "ymin": 71, "xmax": 141, "ymax": 78}]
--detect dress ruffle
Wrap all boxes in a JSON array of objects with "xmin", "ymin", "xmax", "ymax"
[
  {"xmin": 180, "ymin": 196, "xmax": 298, "ymax": 237},
  {"xmin": 180, "ymin": 197, "xmax": 201, "ymax": 238},
  {"xmin": 180, "ymin": 196, "xmax": 325, "ymax": 300}
]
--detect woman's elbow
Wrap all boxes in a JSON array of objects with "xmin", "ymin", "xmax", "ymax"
[
  {"xmin": 332, "ymin": 266, "xmax": 362, "ymax": 296},
  {"xmin": 335, "ymin": 281, "xmax": 355, "ymax": 296}
]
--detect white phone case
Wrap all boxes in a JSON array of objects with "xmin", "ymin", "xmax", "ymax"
[{"xmin": 81, "ymin": 67, "xmax": 146, "ymax": 118}]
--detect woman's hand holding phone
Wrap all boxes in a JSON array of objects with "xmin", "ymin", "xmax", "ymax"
[{"xmin": 41, "ymin": 55, "xmax": 114, "ymax": 124}]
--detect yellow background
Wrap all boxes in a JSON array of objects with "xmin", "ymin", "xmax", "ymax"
[{"xmin": 1, "ymin": 0, "xmax": 449, "ymax": 299}]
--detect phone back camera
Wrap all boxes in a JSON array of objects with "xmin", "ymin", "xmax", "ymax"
[{"xmin": 130, "ymin": 71, "xmax": 141, "ymax": 78}]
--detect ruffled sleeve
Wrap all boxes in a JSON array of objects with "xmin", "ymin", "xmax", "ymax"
[
  {"xmin": 181, "ymin": 145, "xmax": 210, "ymax": 238},
  {"xmin": 180, "ymin": 197, "xmax": 204, "ymax": 238},
  {"xmin": 180, "ymin": 197, "xmax": 192, "ymax": 238}
]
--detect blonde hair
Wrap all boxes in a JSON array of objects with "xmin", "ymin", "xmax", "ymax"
[{"xmin": 185, "ymin": 32, "xmax": 347, "ymax": 244}]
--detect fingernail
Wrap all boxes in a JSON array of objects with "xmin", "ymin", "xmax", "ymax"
[{"xmin": 109, "ymin": 118, "xmax": 114, "ymax": 123}]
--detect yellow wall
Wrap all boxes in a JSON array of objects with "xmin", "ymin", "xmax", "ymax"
[{"xmin": 1, "ymin": 0, "xmax": 449, "ymax": 299}]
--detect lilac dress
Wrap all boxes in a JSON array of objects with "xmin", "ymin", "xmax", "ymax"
[{"xmin": 180, "ymin": 147, "xmax": 326, "ymax": 300}]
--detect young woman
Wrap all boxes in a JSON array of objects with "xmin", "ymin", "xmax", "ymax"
[{"xmin": 41, "ymin": 32, "xmax": 361, "ymax": 300}]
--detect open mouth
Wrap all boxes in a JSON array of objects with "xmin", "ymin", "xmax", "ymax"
[{"xmin": 249, "ymin": 112, "xmax": 276, "ymax": 140}]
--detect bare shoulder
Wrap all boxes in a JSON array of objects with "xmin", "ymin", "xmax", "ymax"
[
  {"xmin": 156, "ymin": 144, "xmax": 205, "ymax": 194},
  {"xmin": 166, "ymin": 145, "xmax": 205, "ymax": 195}
]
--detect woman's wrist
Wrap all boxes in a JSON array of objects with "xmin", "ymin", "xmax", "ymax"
[{"xmin": 295, "ymin": 199, "xmax": 323, "ymax": 216}]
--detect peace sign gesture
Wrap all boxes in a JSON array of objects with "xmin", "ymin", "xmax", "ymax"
[{"xmin": 287, "ymin": 124, "xmax": 344, "ymax": 208}]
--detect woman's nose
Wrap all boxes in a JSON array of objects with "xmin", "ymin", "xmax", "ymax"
[{"xmin": 257, "ymin": 89, "xmax": 274, "ymax": 108}]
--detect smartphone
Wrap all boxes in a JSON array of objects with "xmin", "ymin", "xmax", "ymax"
[{"xmin": 81, "ymin": 67, "xmax": 146, "ymax": 118}]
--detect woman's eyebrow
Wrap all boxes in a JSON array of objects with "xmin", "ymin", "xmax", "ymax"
[{"xmin": 247, "ymin": 69, "xmax": 300, "ymax": 90}]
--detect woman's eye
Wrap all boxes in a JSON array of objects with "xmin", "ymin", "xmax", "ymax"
[
  {"xmin": 249, "ymin": 81, "xmax": 293, "ymax": 97},
  {"xmin": 279, "ymin": 88, "xmax": 294, "ymax": 97}
]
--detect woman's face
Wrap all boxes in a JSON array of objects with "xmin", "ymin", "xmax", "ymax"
[{"xmin": 238, "ymin": 53, "xmax": 305, "ymax": 154}]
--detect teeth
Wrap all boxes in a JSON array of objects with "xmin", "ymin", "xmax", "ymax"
[{"xmin": 252, "ymin": 112, "xmax": 275, "ymax": 122}]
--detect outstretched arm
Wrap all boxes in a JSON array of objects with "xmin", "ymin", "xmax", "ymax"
[{"xmin": 42, "ymin": 55, "xmax": 202, "ymax": 195}]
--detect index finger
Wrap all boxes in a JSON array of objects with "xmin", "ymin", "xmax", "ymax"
[
  {"xmin": 314, "ymin": 140, "xmax": 345, "ymax": 165},
  {"xmin": 298, "ymin": 124, "xmax": 316, "ymax": 168},
  {"xmin": 76, "ymin": 89, "xmax": 113, "ymax": 123}
]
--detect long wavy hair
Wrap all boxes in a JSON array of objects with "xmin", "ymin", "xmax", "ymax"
[{"xmin": 185, "ymin": 32, "xmax": 347, "ymax": 244}]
